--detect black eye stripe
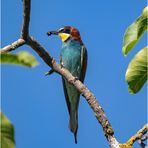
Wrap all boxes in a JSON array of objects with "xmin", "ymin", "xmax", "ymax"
[{"xmin": 64, "ymin": 29, "xmax": 70, "ymax": 34}]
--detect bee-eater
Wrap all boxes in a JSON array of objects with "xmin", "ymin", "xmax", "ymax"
[{"xmin": 47, "ymin": 26, "xmax": 87, "ymax": 143}]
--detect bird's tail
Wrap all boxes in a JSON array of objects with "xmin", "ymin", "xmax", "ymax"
[{"xmin": 69, "ymin": 110, "xmax": 78, "ymax": 144}]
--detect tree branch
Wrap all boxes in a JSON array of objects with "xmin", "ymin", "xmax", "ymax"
[
  {"xmin": 0, "ymin": 0, "xmax": 30, "ymax": 54},
  {"xmin": 119, "ymin": 124, "xmax": 148, "ymax": 148},
  {"xmin": 127, "ymin": 124, "xmax": 148, "ymax": 145},
  {"xmin": 0, "ymin": 39, "xmax": 25, "ymax": 53},
  {"xmin": 21, "ymin": 0, "xmax": 30, "ymax": 39}
]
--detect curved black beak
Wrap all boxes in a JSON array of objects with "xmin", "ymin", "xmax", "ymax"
[{"xmin": 47, "ymin": 31, "xmax": 58, "ymax": 36}]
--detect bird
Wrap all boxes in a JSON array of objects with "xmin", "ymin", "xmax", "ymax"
[{"xmin": 47, "ymin": 26, "xmax": 87, "ymax": 144}]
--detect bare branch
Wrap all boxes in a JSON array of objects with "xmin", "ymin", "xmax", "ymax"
[
  {"xmin": 0, "ymin": 0, "xmax": 30, "ymax": 54},
  {"xmin": 0, "ymin": 39, "xmax": 25, "ymax": 53},
  {"xmin": 21, "ymin": 0, "xmax": 31, "ymax": 39}
]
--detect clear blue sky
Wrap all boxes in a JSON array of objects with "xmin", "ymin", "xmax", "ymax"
[{"xmin": 1, "ymin": 0, "xmax": 147, "ymax": 148}]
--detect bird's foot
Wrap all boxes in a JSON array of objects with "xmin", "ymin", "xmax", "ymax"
[
  {"xmin": 69, "ymin": 77, "xmax": 79, "ymax": 83},
  {"xmin": 60, "ymin": 63, "xmax": 64, "ymax": 69},
  {"xmin": 74, "ymin": 77, "xmax": 79, "ymax": 82}
]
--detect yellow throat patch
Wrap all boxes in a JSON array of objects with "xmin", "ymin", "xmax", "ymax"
[{"xmin": 58, "ymin": 33, "xmax": 70, "ymax": 42}]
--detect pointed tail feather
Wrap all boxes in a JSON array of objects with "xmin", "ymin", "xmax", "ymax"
[
  {"xmin": 74, "ymin": 132, "xmax": 77, "ymax": 144},
  {"xmin": 69, "ymin": 111, "xmax": 78, "ymax": 144}
]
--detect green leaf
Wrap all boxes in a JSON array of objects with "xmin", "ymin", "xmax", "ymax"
[
  {"xmin": 125, "ymin": 46, "xmax": 147, "ymax": 93},
  {"xmin": 0, "ymin": 51, "xmax": 38, "ymax": 67},
  {"xmin": 122, "ymin": 6, "xmax": 148, "ymax": 56},
  {"xmin": 0, "ymin": 112, "xmax": 15, "ymax": 148}
]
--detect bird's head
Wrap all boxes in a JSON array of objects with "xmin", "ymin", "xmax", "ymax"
[{"xmin": 47, "ymin": 26, "xmax": 82, "ymax": 43}]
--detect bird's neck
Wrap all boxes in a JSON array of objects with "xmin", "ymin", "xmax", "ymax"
[{"xmin": 62, "ymin": 38, "xmax": 82, "ymax": 47}]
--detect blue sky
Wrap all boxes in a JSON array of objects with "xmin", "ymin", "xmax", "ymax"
[{"xmin": 1, "ymin": 0, "xmax": 147, "ymax": 148}]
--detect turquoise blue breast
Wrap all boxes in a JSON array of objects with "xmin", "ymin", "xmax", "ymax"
[{"xmin": 61, "ymin": 39, "xmax": 82, "ymax": 78}]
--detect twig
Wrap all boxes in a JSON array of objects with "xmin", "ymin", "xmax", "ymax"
[
  {"xmin": 127, "ymin": 124, "xmax": 148, "ymax": 145},
  {"xmin": 0, "ymin": 39, "xmax": 25, "ymax": 53},
  {"xmin": 119, "ymin": 124, "xmax": 148, "ymax": 148}
]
